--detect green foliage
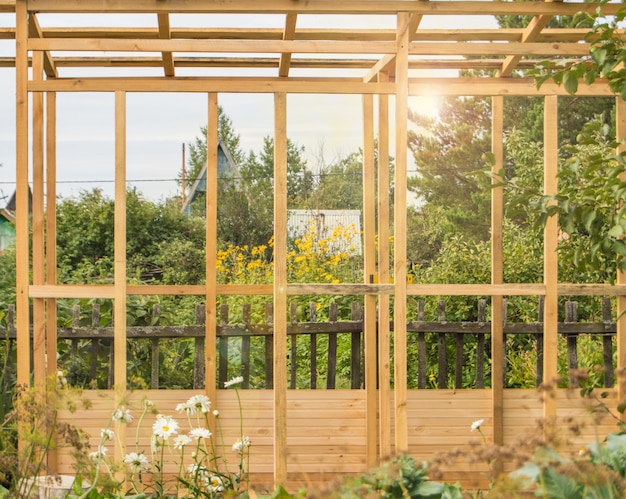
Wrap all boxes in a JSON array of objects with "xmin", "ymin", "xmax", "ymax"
[
  {"xmin": 0, "ymin": 377, "xmax": 92, "ymax": 496},
  {"xmin": 510, "ymin": 430, "xmax": 626, "ymax": 498},
  {"xmin": 407, "ymin": 96, "xmax": 492, "ymax": 262},
  {"xmin": 316, "ymin": 455, "xmax": 462, "ymax": 499},
  {"xmin": 529, "ymin": 3, "xmax": 626, "ymax": 100},
  {"xmin": 504, "ymin": 117, "xmax": 626, "ymax": 277},
  {"xmin": 0, "ymin": 250, "xmax": 15, "ymax": 308}
]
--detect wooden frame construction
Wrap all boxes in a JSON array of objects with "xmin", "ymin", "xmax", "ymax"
[{"xmin": 5, "ymin": 0, "xmax": 626, "ymax": 489}]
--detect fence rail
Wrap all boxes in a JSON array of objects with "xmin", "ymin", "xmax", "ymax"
[{"xmin": 0, "ymin": 298, "xmax": 617, "ymax": 390}]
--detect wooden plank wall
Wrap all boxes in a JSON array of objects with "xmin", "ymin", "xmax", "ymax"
[{"xmin": 54, "ymin": 389, "xmax": 620, "ymax": 492}]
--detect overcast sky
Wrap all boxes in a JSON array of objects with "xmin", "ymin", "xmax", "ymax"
[{"xmin": 0, "ymin": 12, "xmax": 497, "ymax": 204}]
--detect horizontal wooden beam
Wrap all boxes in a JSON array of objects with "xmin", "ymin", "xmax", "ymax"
[
  {"xmin": 27, "ymin": 38, "xmax": 591, "ymax": 58},
  {"xmin": 28, "ymin": 38, "xmax": 396, "ymax": 54},
  {"xmin": 0, "ymin": 56, "xmax": 584, "ymax": 71},
  {"xmin": 3, "ymin": 27, "xmax": 602, "ymax": 43},
  {"xmin": 28, "ymin": 77, "xmax": 395, "ymax": 93},
  {"xmin": 26, "ymin": 0, "xmax": 622, "ymax": 16},
  {"xmin": 0, "ymin": 0, "xmax": 14, "ymax": 13},
  {"xmin": 408, "ymin": 42, "xmax": 589, "ymax": 57},
  {"xmin": 26, "ymin": 76, "xmax": 614, "ymax": 96},
  {"xmin": 0, "ymin": 56, "xmax": 383, "ymax": 69},
  {"xmin": 29, "ymin": 282, "xmax": 626, "ymax": 299}
]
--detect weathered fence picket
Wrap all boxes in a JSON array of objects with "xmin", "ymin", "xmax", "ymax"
[{"xmin": 0, "ymin": 299, "xmax": 618, "ymax": 390}]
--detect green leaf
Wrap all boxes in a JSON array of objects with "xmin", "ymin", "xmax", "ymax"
[
  {"xmin": 591, "ymin": 47, "xmax": 607, "ymax": 67},
  {"xmin": 614, "ymin": 240, "xmax": 626, "ymax": 257},
  {"xmin": 539, "ymin": 468, "xmax": 583, "ymax": 499},
  {"xmin": 563, "ymin": 71, "xmax": 579, "ymax": 94},
  {"xmin": 412, "ymin": 481, "xmax": 444, "ymax": 496},
  {"xmin": 582, "ymin": 209, "xmax": 597, "ymax": 231},
  {"xmin": 608, "ymin": 224, "xmax": 624, "ymax": 238}
]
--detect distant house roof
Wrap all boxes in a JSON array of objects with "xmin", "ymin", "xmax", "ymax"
[
  {"xmin": 288, "ymin": 209, "xmax": 362, "ymax": 256},
  {"xmin": 182, "ymin": 139, "xmax": 239, "ymax": 215},
  {"xmin": 4, "ymin": 186, "xmax": 32, "ymax": 216}
]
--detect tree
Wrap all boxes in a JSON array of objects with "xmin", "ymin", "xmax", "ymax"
[
  {"xmin": 407, "ymin": 96, "xmax": 493, "ymax": 262},
  {"xmin": 305, "ymin": 150, "xmax": 364, "ymax": 211}
]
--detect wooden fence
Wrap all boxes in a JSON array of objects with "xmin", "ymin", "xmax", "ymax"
[{"xmin": 0, "ymin": 298, "xmax": 617, "ymax": 390}]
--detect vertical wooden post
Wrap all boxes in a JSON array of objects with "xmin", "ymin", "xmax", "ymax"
[
  {"xmin": 543, "ymin": 95, "xmax": 559, "ymax": 418},
  {"xmin": 15, "ymin": 0, "xmax": 30, "ymax": 390},
  {"xmin": 394, "ymin": 11, "xmax": 410, "ymax": 454},
  {"xmin": 114, "ymin": 90, "xmax": 128, "ymax": 461},
  {"xmin": 490, "ymin": 95, "xmax": 505, "ymax": 475},
  {"xmin": 273, "ymin": 92, "xmax": 288, "ymax": 487},
  {"xmin": 616, "ymin": 97, "xmax": 626, "ymax": 410},
  {"xmin": 377, "ymin": 72, "xmax": 392, "ymax": 460},
  {"xmin": 32, "ymin": 51, "xmax": 46, "ymax": 384},
  {"xmin": 362, "ymin": 93, "xmax": 377, "ymax": 467},
  {"xmin": 45, "ymin": 91, "xmax": 58, "ymax": 380},
  {"xmin": 206, "ymin": 93, "xmax": 218, "ymax": 409}
]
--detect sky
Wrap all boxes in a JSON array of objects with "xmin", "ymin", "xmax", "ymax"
[{"xmin": 0, "ymin": 11, "xmax": 497, "ymax": 204}]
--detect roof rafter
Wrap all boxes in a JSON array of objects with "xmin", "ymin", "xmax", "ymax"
[
  {"xmin": 279, "ymin": 13, "xmax": 298, "ymax": 78},
  {"xmin": 28, "ymin": 13, "xmax": 57, "ymax": 78},
  {"xmin": 498, "ymin": 0, "xmax": 562, "ymax": 77},
  {"xmin": 157, "ymin": 13, "xmax": 175, "ymax": 77}
]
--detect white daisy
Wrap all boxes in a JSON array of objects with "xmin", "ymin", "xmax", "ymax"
[
  {"xmin": 224, "ymin": 376, "xmax": 244, "ymax": 388},
  {"xmin": 471, "ymin": 419, "xmax": 485, "ymax": 432},
  {"xmin": 189, "ymin": 427, "xmax": 212, "ymax": 440},
  {"xmin": 187, "ymin": 394, "xmax": 211, "ymax": 414},
  {"xmin": 123, "ymin": 452, "xmax": 150, "ymax": 473},
  {"xmin": 208, "ymin": 475, "xmax": 224, "ymax": 492},
  {"xmin": 232, "ymin": 435, "xmax": 251, "ymax": 452},
  {"xmin": 112, "ymin": 406, "xmax": 133, "ymax": 424},
  {"xmin": 173, "ymin": 434, "xmax": 192, "ymax": 450},
  {"xmin": 100, "ymin": 428, "xmax": 114, "ymax": 441},
  {"xmin": 152, "ymin": 414, "xmax": 179, "ymax": 439}
]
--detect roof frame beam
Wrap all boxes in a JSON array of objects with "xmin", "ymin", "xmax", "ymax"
[
  {"xmin": 157, "ymin": 13, "xmax": 175, "ymax": 77},
  {"xmin": 279, "ymin": 13, "xmax": 298, "ymax": 77},
  {"xmin": 25, "ymin": 0, "xmax": 621, "ymax": 16},
  {"xmin": 29, "ymin": 13, "xmax": 57, "ymax": 78},
  {"xmin": 498, "ymin": 0, "xmax": 562, "ymax": 77}
]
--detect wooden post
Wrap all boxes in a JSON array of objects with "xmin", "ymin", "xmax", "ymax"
[
  {"xmin": 273, "ymin": 92, "xmax": 288, "ymax": 487},
  {"xmin": 32, "ymin": 50, "xmax": 46, "ymax": 384},
  {"xmin": 616, "ymin": 97, "xmax": 626, "ymax": 411},
  {"xmin": 242, "ymin": 303, "xmax": 251, "ymax": 388},
  {"xmin": 45, "ymin": 91, "xmax": 58, "ymax": 380},
  {"xmin": 491, "ymin": 94, "xmax": 505, "ymax": 473},
  {"xmin": 15, "ymin": 0, "xmax": 30, "ymax": 390},
  {"xmin": 265, "ymin": 303, "xmax": 274, "ymax": 389},
  {"xmin": 206, "ymin": 93, "xmax": 218, "ymax": 407},
  {"xmin": 327, "ymin": 302, "xmax": 338, "ymax": 389},
  {"xmin": 601, "ymin": 297, "xmax": 614, "ymax": 388},
  {"xmin": 362, "ymin": 91, "xmax": 377, "ymax": 467},
  {"xmin": 151, "ymin": 304, "xmax": 160, "ymax": 389},
  {"xmin": 543, "ymin": 94, "xmax": 559, "ymax": 418},
  {"xmin": 193, "ymin": 304, "xmax": 206, "ymax": 389},
  {"xmin": 114, "ymin": 90, "xmax": 127, "ymax": 462},
  {"xmin": 377, "ymin": 72, "xmax": 392, "ymax": 460},
  {"xmin": 219, "ymin": 304, "xmax": 229, "ymax": 386},
  {"xmin": 394, "ymin": 11, "xmax": 410, "ymax": 455}
]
